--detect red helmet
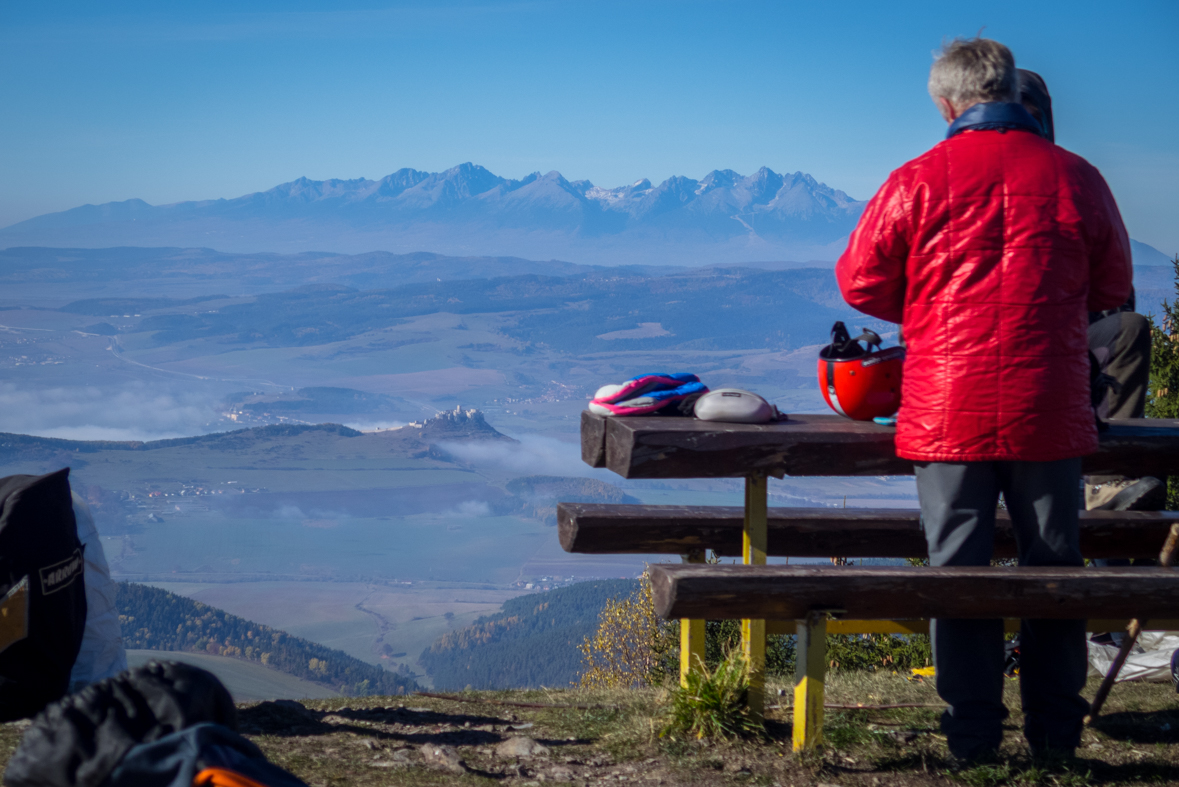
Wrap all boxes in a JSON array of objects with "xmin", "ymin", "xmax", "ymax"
[{"xmin": 818, "ymin": 322, "xmax": 904, "ymax": 420}]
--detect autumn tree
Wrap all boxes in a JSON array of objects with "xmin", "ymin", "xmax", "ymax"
[{"xmin": 578, "ymin": 568, "xmax": 676, "ymax": 688}]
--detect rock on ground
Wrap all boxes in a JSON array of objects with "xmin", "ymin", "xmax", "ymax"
[
  {"xmin": 495, "ymin": 736, "xmax": 550, "ymax": 758},
  {"xmin": 421, "ymin": 744, "xmax": 466, "ymax": 773}
]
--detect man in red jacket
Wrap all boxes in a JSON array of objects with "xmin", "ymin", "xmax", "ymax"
[{"xmin": 836, "ymin": 38, "xmax": 1132, "ymax": 760}]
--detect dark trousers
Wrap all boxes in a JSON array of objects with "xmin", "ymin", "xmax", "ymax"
[
  {"xmin": 915, "ymin": 458, "xmax": 1090, "ymax": 757},
  {"xmin": 1089, "ymin": 311, "xmax": 1150, "ymax": 420}
]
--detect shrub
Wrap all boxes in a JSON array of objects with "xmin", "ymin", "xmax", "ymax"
[
  {"xmin": 661, "ymin": 648, "xmax": 761, "ymax": 740},
  {"xmin": 826, "ymin": 632, "xmax": 931, "ymax": 672},
  {"xmin": 1147, "ymin": 254, "xmax": 1179, "ymax": 508}
]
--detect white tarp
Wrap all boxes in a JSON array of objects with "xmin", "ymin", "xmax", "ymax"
[
  {"xmin": 1087, "ymin": 630, "xmax": 1179, "ymax": 683},
  {"xmin": 68, "ymin": 493, "xmax": 128, "ymax": 692}
]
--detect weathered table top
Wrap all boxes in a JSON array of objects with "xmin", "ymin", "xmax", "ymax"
[{"xmin": 582, "ymin": 410, "xmax": 1179, "ymax": 479}]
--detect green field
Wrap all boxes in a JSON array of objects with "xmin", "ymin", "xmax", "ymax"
[{"xmin": 126, "ymin": 650, "xmax": 341, "ymax": 701}]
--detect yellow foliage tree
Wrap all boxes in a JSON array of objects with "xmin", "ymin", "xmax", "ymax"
[{"xmin": 578, "ymin": 568, "xmax": 675, "ymax": 688}]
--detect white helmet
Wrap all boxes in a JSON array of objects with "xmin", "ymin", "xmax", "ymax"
[{"xmin": 693, "ymin": 388, "xmax": 781, "ymax": 423}]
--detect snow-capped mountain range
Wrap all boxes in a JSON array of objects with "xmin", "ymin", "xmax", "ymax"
[{"xmin": 0, "ymin": 164, "xmax": 866, "ymax": 265}]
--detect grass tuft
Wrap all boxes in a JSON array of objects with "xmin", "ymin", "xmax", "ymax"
[
  {"xmin": 661, "ymin": 649, "xmax": 762, "ymax": 740},
  {"xmin": 951, "ymin": 761, "xmax": 1094, "ymax": 787}
]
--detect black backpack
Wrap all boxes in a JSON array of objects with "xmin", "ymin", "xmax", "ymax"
[
  {"xmin": 0, "ymin": 468, "xmax": 87, "ymax": 721},
  {"xmin": 6, "ymin": 661, "xmax": 307, "ymax": 787}
]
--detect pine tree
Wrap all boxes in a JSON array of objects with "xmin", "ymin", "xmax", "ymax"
[{"xmin": 1146, "ymin": 255, "xmax": 1179, "ymax": 509}]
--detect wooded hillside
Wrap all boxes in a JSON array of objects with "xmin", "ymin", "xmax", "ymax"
[
  {"xmin": 419, "ymin": 579, "xmax": 636, "ymax": 689},
  {"xmin": 117, "ymin": 582, "xmax": 417, "ymax": 697}
]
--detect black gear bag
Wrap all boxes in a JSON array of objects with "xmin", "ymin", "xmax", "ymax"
[{"xmin": 0, "ymin": 468, "xmax": 87, "ymax": 721}]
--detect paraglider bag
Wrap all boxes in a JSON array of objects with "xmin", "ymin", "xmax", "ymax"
[{"xmin": 0, "ymin": 468, "xmax": 87, "ymax": 721}]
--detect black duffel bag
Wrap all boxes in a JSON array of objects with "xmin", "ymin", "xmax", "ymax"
[{"xmin": 0, "ymin": 468, "xmax": 87, "ymax": 721}]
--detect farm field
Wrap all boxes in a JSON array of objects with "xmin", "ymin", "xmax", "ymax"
[{"xmin": 125, "ymin": 650, "xmax": 341, "ymax": 701}]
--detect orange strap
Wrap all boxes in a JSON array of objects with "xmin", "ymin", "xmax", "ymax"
[{"xmin": 193, "ymin": 767, "xmax": 270, "ymax": 787}]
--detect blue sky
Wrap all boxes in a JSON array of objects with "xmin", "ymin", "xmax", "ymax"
[{"xmin": 2, "ymin": 0, "xmax": 1177, "ymax": 255}]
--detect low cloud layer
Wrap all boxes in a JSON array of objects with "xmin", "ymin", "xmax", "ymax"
[
  {"xmin": 451, "ymin": 500, "xmax": 491, "ymax": 517},
  {"xmin": 438, "ymin": 434, "xmax": 609, "ymax": 479},
  {"xmin": 274, "ymin": 504, "xmax": 350, "ymax": 521},
  {"xmin": 0, "ymin": 382, "xmax": 223, "ymax": 442}
]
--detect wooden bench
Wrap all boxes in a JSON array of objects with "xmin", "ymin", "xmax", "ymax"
[
  {"xmin": 558, "ymin": 503, "xmax": 1179, "ymax": 559},
  {"xmin": 649, "ymin": 563, "xmax": 1179, "ymax": 748},
  {"xmin": 650, "ymin": 564, "xmax": 1179, "ymax": 621},
  {"xmin": 566, "ymin": 411, "xmax": 1179, "ymax": 750}
]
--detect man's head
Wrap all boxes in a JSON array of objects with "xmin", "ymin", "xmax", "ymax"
[
  {"xmin": 1017, "ymin": 69, "xmax": 1054, "ymax": 143},
  {"xmin": 929, "ymin": 37, "xmax": 1017, "ymax": 122}
]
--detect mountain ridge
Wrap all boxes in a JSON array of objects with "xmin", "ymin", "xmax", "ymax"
[{"xmin": 0, "ymin": 164, "xmax": 866, "ymax": 264}]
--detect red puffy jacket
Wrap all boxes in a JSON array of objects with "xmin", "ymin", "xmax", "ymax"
[{"xmin": 836, "ymin": 126, "xmax": 1132, "ymax": 462}]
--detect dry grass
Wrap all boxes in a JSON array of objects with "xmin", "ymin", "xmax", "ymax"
[{"xmin": 2, "ymin": 675, "xmax": 1178, "ymax": 785}]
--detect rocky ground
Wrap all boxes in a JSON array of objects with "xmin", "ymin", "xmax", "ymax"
[{"xmin": 3, "ymin": 672, "xmax": 1178, "ymax": 785}]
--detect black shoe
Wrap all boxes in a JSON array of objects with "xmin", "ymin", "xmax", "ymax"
[
  {"xmin": 948, "ymin": 742, "xmax": 1000, "ymax": 766},
  {"xmin": 1030, "ymin": 746, "xmax": 1077, "ymax": 762},
  {"xmin": 948, "ymin": 749, "xmax": 999, "ymax": 769}
]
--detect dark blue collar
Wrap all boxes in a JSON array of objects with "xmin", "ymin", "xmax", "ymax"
[{"xmin": 946, "ymin": 102, "xmax": 1044, "ymax": 139}]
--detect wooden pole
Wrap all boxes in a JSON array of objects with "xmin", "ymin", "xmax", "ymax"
[
  {"xmin": 793, "ymin": 610, "xmax": 827, "ymax": 751},
  {"xmin": 1087, "ymin": 522, "xmax": 1179, "ymax": 723},
  {"xmin": 742, "ymin": 473, "xmax": 768, "ymax": 722},
  {"xmin": 679, "ymin": 548, "xmax": 706, "ymax": 687}
]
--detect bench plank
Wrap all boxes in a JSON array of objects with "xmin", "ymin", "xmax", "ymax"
[
  {"xmin": 650, "ymin": 564, "xmax": 1179, "ymax": 620},
  {"xmin": 558, "ymin": 503, "xmax": 1179, "ymax": 559},
  {"xmin": 765, "ymin": 619, "xmax": 1179, "ymax": 635},
  {"xmin": 585, "ymin": 411, "xmax": 1179, "ymax": 479}
]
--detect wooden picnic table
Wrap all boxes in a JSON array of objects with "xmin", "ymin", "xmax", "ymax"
[{"xmin": 576, "ymin": 409, "xmax": 1179, "ymax": 750}]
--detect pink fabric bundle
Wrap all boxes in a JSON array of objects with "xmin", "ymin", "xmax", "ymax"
[{"xmin": 588, "ymin": 373, "xmax": 707, "ymax": 416}]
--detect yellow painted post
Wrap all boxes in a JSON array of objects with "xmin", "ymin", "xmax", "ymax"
[
  {"xmin": 742, "ymin": 473, "xmax": 768, "ymax": 721},
  {"xmin": 793, "ymin": 611, "xmax": 828, "ymax": 751},
  {"xmin": 679, "ymin": 548, "xmax": 706, "ymax": 687}
]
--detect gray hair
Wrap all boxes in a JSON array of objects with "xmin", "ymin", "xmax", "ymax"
[{"xmin": 928, "ymin": 38, "xmax": 1017, "ymax": 107}]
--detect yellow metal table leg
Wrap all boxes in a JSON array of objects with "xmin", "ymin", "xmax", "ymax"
[
  {"xmin": 742, "ymin": 473, "xmax": 768, "ymax": 721},
  {"xmin": 793, "ymin": 611, "xmax": 828, "ymax": 751},
  {"xmin": 679, "ymin": 548, "xmax": 706, "ymax": 687}
]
